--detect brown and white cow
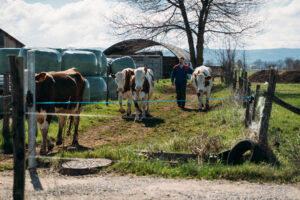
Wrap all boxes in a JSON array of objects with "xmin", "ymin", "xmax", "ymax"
[
  {"xmin": 111, "ymin": 68, "xmax": 135, "ymax": 116},
  {"xmin": 35, "ymin": 68, "xmax": 86, "ymax": 155},
  {"xmin": 190, "ymin": 66, "xmax": 213, "ymax": 110},
  {"xmin": 130, "ymin": 67, "xmax": 155, "ymax": 121}
]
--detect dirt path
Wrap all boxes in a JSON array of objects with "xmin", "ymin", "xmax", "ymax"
[{"xmin": 0, "ymin": 169, "xmax": 299, "ymax": 200}]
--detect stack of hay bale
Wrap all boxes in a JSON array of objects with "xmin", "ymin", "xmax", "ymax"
[{"xmin": 0, "ymin": 47, "xmax": 137, "ymax": 110}]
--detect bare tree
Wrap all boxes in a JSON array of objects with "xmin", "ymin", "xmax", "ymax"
[
  {"xmin": 218, "ymin": 38, "xmax": 236, "ymax": 86},
  {"xmin": 112, "ymin": 0, "xmax": 263, "ymax": 68}
]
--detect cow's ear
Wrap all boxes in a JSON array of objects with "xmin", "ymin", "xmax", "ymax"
[
  {"xmin": 35, "ymin": 72, "xmax": 47, "ymax": 82},
  {"xmin": 205, "ymin": 76, "xmax": 212, "ymax": 80},
  {"xmin": 129, "ymin": 70, "xmax": 134, "ymax": 76},
  {"xmin": 110, "ymin": 73, "xmax": 116, "ymax": 79}
]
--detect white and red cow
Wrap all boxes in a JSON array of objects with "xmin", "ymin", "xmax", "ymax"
[
  {"xmin": 111, "ymin": 68, "xmax": 135, "ymax": 116},
  {"xmin": 130, "ymin": 67, "xmax": 155, "ymax": 121},
  {"xmin": 190, "ymin": 66, "xmax": 213, "ymax": 110},
  {"xmin": 35, "ymin": 68, "xmax": 86, "ymax": 155}
]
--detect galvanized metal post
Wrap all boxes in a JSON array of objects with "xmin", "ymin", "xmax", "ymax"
[{"xmin": 27, "ymin": 50, "xmax": 37, "ymax": 169}]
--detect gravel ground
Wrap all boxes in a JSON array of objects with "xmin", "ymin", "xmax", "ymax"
[{"xmin": 0, "ymin": 169, "xmax": 299, "ymax": 200}]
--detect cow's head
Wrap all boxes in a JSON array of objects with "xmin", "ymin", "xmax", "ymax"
[
  {"xmin": 113, "ymin": 71, "xmax": 125, "ymax": 92},
  {"xmin": 112, "ymin": 69, "xmax": 134, "ymax": 92},
  {"xmin": 194, "ymin": 71, "xmax": 211, "ymax": 94},
  {"xmin": 134, "ymin": 67, "xmax": 147, "ymax": 91}
]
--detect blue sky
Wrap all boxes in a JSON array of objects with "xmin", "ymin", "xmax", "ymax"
[{"xmin": 1, "ymin": 0, "xmax": 300, "ymax": 49}]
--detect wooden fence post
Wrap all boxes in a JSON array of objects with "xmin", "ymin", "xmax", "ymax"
[
  {"xmin": 252, "ymin": 85, "xmax": 261, "ymax": 121},
  {"xmin": 238, "ymin": 76, "xmax": 242, "ymax": 94},
  {"xmin": 243, "ymin": 72, "xmax": 248, "ymax": 96},
  {"xmin": 9, "ymin": 55, "xmax": 25, "ymax": 200},
  {"xmin": 3, "ymin": 73, "xmax": 12, "ymax": 154},
  {"xmin": 233, "ymin": 71, "xmax": 237, "ymax": 90},
  {"xmin": 245, "ymin": 82, "xmax": 251, "ymax": 128},
  {"xmin": 259, "ymin": 69, "xmax": 277, "ymax": 147}
]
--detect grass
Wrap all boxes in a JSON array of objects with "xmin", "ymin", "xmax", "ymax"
[{"xmin": 0, "ymin": 77, "xmax": 299, "ymax": 183}]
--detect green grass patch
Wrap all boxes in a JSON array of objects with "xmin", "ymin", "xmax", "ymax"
[{"xmin": 0, "ymin": 78, "xmax": 299, "ymax": 183}]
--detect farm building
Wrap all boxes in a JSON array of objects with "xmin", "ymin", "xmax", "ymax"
[
  {"xmin": 104, "ymin": 39, "xmax": 191, "ymax": 80},
  {"xmin": 0, "ymin": 28, "xmax": 25, "ymax": 48}
]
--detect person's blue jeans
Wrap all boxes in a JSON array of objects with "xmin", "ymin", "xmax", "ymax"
[{"xmin": 175, "ymin": 84, "xmax": 186, "ymax": 108}]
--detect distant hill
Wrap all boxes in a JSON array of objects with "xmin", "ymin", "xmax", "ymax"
[
  {"xmin": 95, "ymin": 46, "xmax": 300, "ymax": 65},
  {"xmin": 203, "ymin": 48, "xmax": 300, "ymax": 65}
]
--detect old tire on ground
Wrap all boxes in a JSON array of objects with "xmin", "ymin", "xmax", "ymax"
[
  {"xmin": 59, "ymin": 158, "xmax": 112, "ymax": 176},
  {"xmin": 227, "ymin": 140, "xmax": 265, "ymax": 165}
]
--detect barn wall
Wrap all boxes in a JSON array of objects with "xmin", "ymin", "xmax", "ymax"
[
  {"xmin": 0, "ymin": 32, "xmax": 4, "ymax": 48},
  {"xmin": 163, "ymin": 56, "xmax": 178, "ymax": 78},
  {"xmin": 4, "ymin": 35, "xmax": 21, "ymax": 48}
]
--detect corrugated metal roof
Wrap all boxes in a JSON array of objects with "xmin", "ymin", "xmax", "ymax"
[{"xmin": 104, "ymin": 39, "xmax": 190, "ymax": 62}]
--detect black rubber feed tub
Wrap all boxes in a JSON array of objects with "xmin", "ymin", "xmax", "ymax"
[{"xmin": 227, "ymin": 140, "xmax": 265, "ymax": 165}]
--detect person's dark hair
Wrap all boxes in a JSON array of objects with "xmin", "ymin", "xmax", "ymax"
[{"xmin": 180, "ymin": 57, "xmax": 184, "ymax": 60}]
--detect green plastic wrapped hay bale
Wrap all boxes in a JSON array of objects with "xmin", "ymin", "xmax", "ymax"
[
  {"xmin": 0, "ymin": 48, "xmax": 20, "ymax": 74},
  {"xmin": 50, "ymin": 48, "xmax": 63, "ymax": 54},
  {"xmin": 62, "ymin": 50, "xmax": 98, "ymax": 76},
  {"xmin": 18, "ymin": 47, "xmax": 33, "ymax": 69},
  {"xmin": 83, "ymin": 78, "xmax": 90, "ymax": 103},
  {"xmin": 85, "ymin": 76, "xmax": 107, "ymax": 101},
  {"xmin": 19, "ymin": 47, "xmax": 61, "ymax": 72},
  {"xmin": 99, "ymin": 52, "xmax": 107, "ymax": 76},
  {"xmin": 0, "ymin": 96, "xmax": 3, "ymax": 116},
  {"xmin": 107, "ymin": 76, "xmax": 118, "ymax": 100},
  {"xmin": 76, "ymin": 49, "xmax": 106, "ymax": 75},
  {"xmin": 32, "ymin": 48, "xmax": 61, "ymax": 73},
  {"xmin": 110, "ymin": 56, "xmax": 136, "ymax": 74}
]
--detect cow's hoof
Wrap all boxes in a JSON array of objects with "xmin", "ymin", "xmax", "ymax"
[
  {"xmin": 48, "ymin": 144, "xmax": 54, "ymax": 152},
  {"xmin": 56, "ymin": 140, "xmax": 62, "ymax": 145},
  {"xmin": 119, "ymin": 109, "xmax": 125, "ymax": 113},
  {"xmin": 72, "ymin": 140, "xmax": 79, "ymax": 147},
  {"xmin": 40, "ymin": 149, "xmax": 47, "ymax": 156}
]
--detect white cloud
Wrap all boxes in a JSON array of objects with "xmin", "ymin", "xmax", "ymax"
[
  {"xmin": 0, "ymin": 0, "xmax": 299, "ymax": 50},
  {"xmin": 246, "ymin": 0, "xmax": 300, "ymax": 49},
  {"xmin": 0, "ymin": 0, "xmax": 135, "ymax": 48}
]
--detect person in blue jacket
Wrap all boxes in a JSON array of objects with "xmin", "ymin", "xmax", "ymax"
[{"xmin": 171, "ymin": 57, "xmax": 194, "ymax": 109}]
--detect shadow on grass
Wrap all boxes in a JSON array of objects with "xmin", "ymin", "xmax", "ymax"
[
  {"xmin": 122, "ymin": 114, "xmax": 165, "ymax": 127},
  {"xmin": 183, "ymin": 101, "xmax": 223, "ymax": 112},
  {"xmin": 47, "ymin": 144, "xmax": 93, "ymax": 157}
]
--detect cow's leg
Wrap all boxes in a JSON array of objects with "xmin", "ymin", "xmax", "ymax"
[
  {"xmin": 38, "ymin": 119, "xmax": 53, "ymax": 155},
  {"xmin": 56, "ymin": 115, "xmax": 66, "ymax": 145},
  {"xmin": 118, "ymin": 93, "xmax": 125, "ymax": 113},
  {"xmin": 146, "ymin": 102, "xmax": 150, "ymax": 116},
  {"xmin": 197, "ymin": 93, "xmax": 203, "ymax": 110},
  {"xmin": 141, "ymin": 101, "xmax": 147, "ymax": 119},
  {"xmin": 126, "ymin": 96, "xmax": 132, "ymax": 116},
  {"xmin": 146, "ymin": 96, "xmax": 150, "ymax": 116},
  {"xmin": 134, "ymin": 101, "xmax": 140, "ymax": 121},
  {"xmin": 206, "ymin": 89, "xmax": 211, "ymax": 110},
  {"xmin": 72, "ymin": 115, "xmax": 80, "ymax": 146},
  {"xmin": 67, "ymin": 116, "xmax": 73, "ymax": 136}
]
